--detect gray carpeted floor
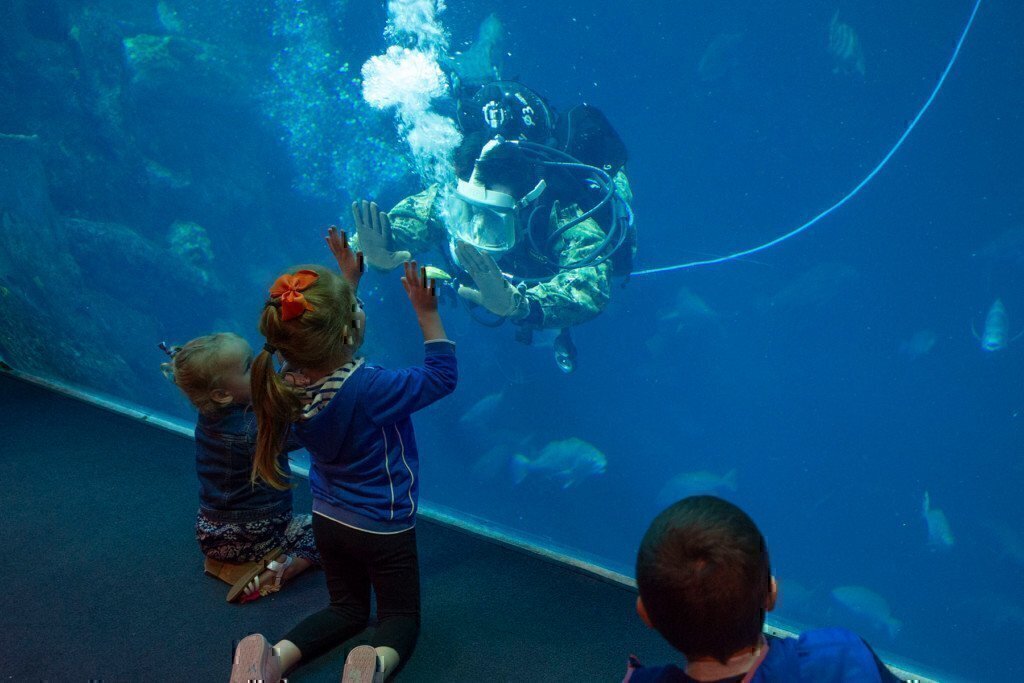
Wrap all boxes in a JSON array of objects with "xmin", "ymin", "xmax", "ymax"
[{"xmin": 0, "ymin": 372, "xmax": 677, "ymax": 681}]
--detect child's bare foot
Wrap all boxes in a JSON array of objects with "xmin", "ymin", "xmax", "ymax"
[{"xmin": 241, "ymin": 555, "xmax": 313, "ymax": 602}]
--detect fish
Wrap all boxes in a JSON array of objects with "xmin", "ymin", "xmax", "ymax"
[
  {"xmin": 763, "ymin": 263, "xmax": 860, "ymax": 312},
  {"xmin": 659, "ymin": 286, "xmax": 717, "ymax": 324},
  {"xmin": 961, "ymin": 593, "xmax": 1024, "ymax": 629},
  {"xmin": 697, "ymin": 32, "xmax": 745, "ymax": 83},
  {"xmin": 552, "ymin": 329, "xmax": 577, "ymax": 373},
  {"xmin": 828, "ymin": 11, "xmax": 866, "ymax": 77},
  {"xmin": 459, "ymin": 390, "xmax": 504, "ymax": 425},
  {"xmin": 157, "ymin": 0, "xmax": 184, "ymax": 34},
  {"xmin": 898, "ymin": 330, "xmax": 937, "ymax": 360},
  {"xmin": 654, "ymin": 468, "xmax": 737, "ymax": 510},
  {"xmin": 974, "ymin": 299, "xmax": 1023, "ymax": 351},
  {"xmin": 830, "ymin": 585, "xmax": 901, "ymax": 639},
  {"xmin": 526, "ymin": 328, "xmax": 577, "ymax": 373},
  {"xmin": 776, "ymin": 578, "xmax": 816, "ymax": 616},
  {"xmin": 446, "ymin": 14, "xmax": 504, "ymax": 87},
  {"xmin": 922, "ymin": 491, "xmax": 954, "ymax": 550},
  {"xmin": 471, "ymin": 444, "xmax": 511, "ymax": 481},
  {"xmin": 510, "ymin": 437, "xmax": 607, "ymax": 488},
  {"xmin": 979, "ymin": 519, "xmax": 1024, "ymax": 568},
  {"xmin": 423, "ymin": 265, "xmax": 452, "ymax": 282},
  {"xmin": 974, "ymin": 226, "xmax": 1024, "ymax": 266}
]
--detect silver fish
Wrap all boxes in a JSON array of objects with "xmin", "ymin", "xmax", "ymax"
[
  {"xmin": 831, "ymin": 585, "xmax": 901, "ymax": 639},
  {"xmin": 975, "ymin": 299, "xmax": 1023, "ymax": 351},
  {"xmin": 697, "ymin": 32, "xmax": 745, "ymax": 83},
  {"xmin": 510, "ymin": 437, "xmax": 607, "ymax": 489},
  {"xmin": 898, "ymin": 330, "xmax": 937, "ymax": 360},
  {"xmin": 922, "ymin": 491, "xmax": 954, "ymax": 550},
  {"xmin": 446, "ymin": 14, "xmax": 504, "ymax": 87},
  {"xmin": 828, "ymin": 11, "xmax": 866, "ymax": 77},
  {"xmin": 655, "ymin": 468, "xmax": 737, "ymax": 510},
  {"xmin": 460, "ymin": 390, "xmax": 504, "ymax": 425}
]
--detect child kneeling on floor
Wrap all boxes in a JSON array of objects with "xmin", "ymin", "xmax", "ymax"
[
  {"xmin": 230, "ymin": 232, "xmax": 457, "ymax": 682},
  {"xmin": 162, "ymin": 332, "xmax": 320, "ymax": 603},
  {"xmin": 625, "ymin": 495, "xmax": 903, "ymax": 682}
]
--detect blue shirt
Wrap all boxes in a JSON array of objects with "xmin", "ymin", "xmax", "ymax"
[
  {"xmin": 294, "ymin": 340, "xmax": 458, "ymax": 533},
  {"xmin": 624, "ymin": 629, "xmax": 902, "ymax": 683}
]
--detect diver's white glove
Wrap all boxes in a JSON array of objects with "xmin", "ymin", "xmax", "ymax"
[
  {"xmin": 352, "ymin": 200, "xmax": 411, "ymax": 271},
  {"xmin": 455, "ymin": 241, "xmax": 529, "ymax": 319}
]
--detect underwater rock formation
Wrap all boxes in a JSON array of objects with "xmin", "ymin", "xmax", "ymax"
[
  {"xmin": 64, "ymin": 217, "xmax": 225, "ymax": 317},
  {"xmin": 167, "ymin": 220, "xmax": 214, "ymax": 283},
  {"xmin": 0, "ymin": 132, "xmax": 138, "ymax": 389},
  {"xmin": 0, "ymin": 0, "xmax": 424, "ymax": 404},
  {"xmin": 122, "ymin": 33, "xmax": 252, "ymax": 107}
]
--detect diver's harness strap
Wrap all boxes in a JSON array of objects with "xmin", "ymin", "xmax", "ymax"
[{"xmin": 507, "ymin": 140, "xmax": 635, "ymax": 284}]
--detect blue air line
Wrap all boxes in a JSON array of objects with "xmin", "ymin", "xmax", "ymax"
[{"xmin": 631, "ymin": 0, "xmax": 983, "ymax": 277}]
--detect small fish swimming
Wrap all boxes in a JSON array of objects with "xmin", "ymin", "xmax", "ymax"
[
  {"xmin": 975, "ymin": 226, "xmax": 1024, "ymax": 267},
  {"xmin": 697, "ymin": 32, "xmax": 745, "ymax": 83},
  {"xmin": 552, "ymin": 328, "xmax": 577, "ymax": 373},
  {"xmin": 654, "ymin": 468, "xmax": 737, "ymax": 510},
  {"xmin": 922, "ymin": 491, "xmax": 954, "ymax": 550},
  {"xmin": 422, "ymin": 265, "xmax": 452, "ymax": 282},
  {"xmin": 459, "ymin": 390, "xmax": 504, "ymax": 425},
  {"xmin": 974, "ymin": 299, "xmax": 1023, "ymax": 351},
  {"xmin": 828, "ymin": 11, "xmax": 866, "ymax": 77},
  {"xmin": 898, "ymin": 330, "xmax": 937, "ymax": 360},
  {"xmin": 510, "ymin": 437, "xmax": 607, "ymax": 489},
  {"xmin": 659, "ymin": 286, "xmax": 717, "ymax": 324},
  {"xmin": 764, "ymin": 262, "xmax": 860, "ymax": 311},
  {"xmin": 830, "ymin": 585, "xmax": 901, "ymax": 639},
  {"xmin": 446, "ymin": 14, "xmax": 504, "ymax": 87}
]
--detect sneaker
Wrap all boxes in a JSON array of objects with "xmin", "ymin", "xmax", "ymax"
[
  {"xmin": 230, "ymin": 634, "xmax": 281, "ymax": 683},
  {"xmin": 341, "ymin": 644, "xmax": 383, "ymax": 683}
]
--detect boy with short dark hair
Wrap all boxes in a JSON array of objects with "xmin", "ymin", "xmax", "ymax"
[{"xmin": 625, "ymin": 495, "xmax": 903, "ymax": 682}]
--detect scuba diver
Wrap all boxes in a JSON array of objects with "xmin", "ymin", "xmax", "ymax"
[{"xmin": 352, "ymin": 80, "xmax": 635, "ymax": 373}]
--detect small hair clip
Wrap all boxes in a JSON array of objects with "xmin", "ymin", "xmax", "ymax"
[
  {"xmin": 263, "ymin": 342, "xmax": 278, "ymax": 355},
  {"xmin": 158, "ymin": 341, "xmax": 180, "ymax": 359}
]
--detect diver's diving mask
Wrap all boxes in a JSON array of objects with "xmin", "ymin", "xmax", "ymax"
[{"xmin": 448, "ymin": 139, "xmax": 546, "ymax": 255}]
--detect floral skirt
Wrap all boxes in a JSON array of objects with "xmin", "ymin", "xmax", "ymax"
[{"xmin": 196, "ymin": 509, "xmax": 320, "ymax": 565}]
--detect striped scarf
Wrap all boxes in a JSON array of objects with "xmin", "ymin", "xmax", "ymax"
[{"xmin": 300, "ymin": 358, "xmax": 365, "ymax": 421}]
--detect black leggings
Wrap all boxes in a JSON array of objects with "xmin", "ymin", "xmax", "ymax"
[{"xmin": 282, "ymin": 514, "xmax": 420, "ymax": 665}]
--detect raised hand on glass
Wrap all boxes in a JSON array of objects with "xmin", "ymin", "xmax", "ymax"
[
  {"xmin": 326, "ymin": 225, "xmax": 364, "ymax": 289},
  {"xmin": 401, "ymin": 260, "xmax": 439, "ymax": 314}
]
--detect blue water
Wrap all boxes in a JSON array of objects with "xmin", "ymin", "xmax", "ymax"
[{"xmin": 1, "ymin": 1, "xmax": 1021, "ymax": 680}]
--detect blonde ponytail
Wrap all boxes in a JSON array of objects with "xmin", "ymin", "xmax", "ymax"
[{"xmin": 251, "ymin": 265, "xmax": 355, "ymax": 489}]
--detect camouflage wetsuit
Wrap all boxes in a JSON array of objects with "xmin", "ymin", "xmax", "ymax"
[{"xmin": 363, "ymin": 172, "xmax": 634, "ymax": 331}]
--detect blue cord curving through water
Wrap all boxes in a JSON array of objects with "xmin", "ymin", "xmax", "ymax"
[{"xmin": 631, "ymin": 0, "xmax": 984, "ymax": 277}]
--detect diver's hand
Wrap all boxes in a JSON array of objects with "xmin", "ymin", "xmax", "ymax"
[
  {"xmin": 352, "ymin": 200, "xmax": 411, "ymax": 271},
  {"xmin": 455, "ymin": 241, "xmax": 529, "ymax": 319},
  {"xmin": 326, "ymin": 225, "xmax": 364, "ymax": 289}
]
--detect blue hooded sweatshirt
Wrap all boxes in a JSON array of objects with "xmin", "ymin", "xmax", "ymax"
[
  {"xmin": 293, "ymin": 340, "xmax": 457, "ymax": 533},
  {"xmin": 623, "ymin": 628, "xmax": 902, "ymax": 682}
]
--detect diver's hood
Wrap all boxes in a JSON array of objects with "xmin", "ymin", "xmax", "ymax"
[
  {"xmin": 457, "ymin": 81, "xmax": 556, "ymax": 144},
  {"xmin": 449, "ymin": 139, "xmax": 546, "ymax": 254}
]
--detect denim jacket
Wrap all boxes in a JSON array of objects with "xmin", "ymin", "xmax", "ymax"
[{"xmin": 195, "ymin": 404, "xmax": 295, "ymax": 523}]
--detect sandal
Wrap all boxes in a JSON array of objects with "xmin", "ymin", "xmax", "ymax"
[
  {"xmin": 237, "ymin": 554, "xmax": 296, "ymax": 604},
  {"xmin": 224, "ymin": 546, "xmax": 285, "ymax": 603},
  {"xmin": 204, "ymin": 557, "xmax": 264, "ymax": 587}
]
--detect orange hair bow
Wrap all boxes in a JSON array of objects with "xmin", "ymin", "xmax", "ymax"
[{"xmin": 270, "ymin": 270, "xmax": 319, "ymax": 321}]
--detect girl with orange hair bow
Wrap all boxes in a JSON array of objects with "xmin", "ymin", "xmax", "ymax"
[{"xmin": 231, "ymin": 227, "xmax": 457, "ymax": 683}]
